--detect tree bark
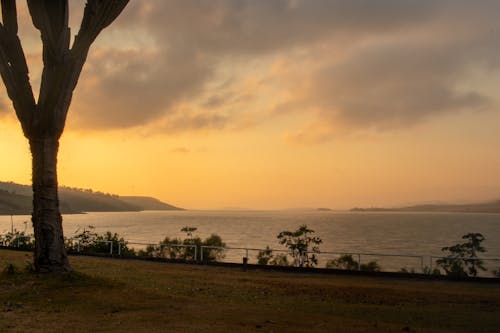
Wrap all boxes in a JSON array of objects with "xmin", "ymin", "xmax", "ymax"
[{"xmin": 30, "ymin": 137, "xmax": 71, "ymax": 272}]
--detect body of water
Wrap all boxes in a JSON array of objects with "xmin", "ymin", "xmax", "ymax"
[{"xmin": 2, "ymin": 210, "xmax": 500, "ymax": 272}]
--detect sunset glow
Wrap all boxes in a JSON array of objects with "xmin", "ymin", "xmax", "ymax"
[{"xmin": 1, "ymin": 1, "xmax": 500, "ymax": 210}]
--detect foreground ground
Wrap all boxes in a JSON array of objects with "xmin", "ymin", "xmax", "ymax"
[{"xmin": 0, "ymin": 250, "xmax": 499, "ymax": 332}]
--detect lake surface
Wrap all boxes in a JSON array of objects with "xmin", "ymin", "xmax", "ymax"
[{"xmin": 2, "ymin": 210, "xmax": 500, "ymax": 272}]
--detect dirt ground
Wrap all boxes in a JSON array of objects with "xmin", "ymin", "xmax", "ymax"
[{"xmin": 1, "ymin": 249, "xmax": 499, "ymax": 332}]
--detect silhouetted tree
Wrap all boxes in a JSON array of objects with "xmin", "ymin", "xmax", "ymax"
[
  {"xmin": 0, "ymin": 0, "xmax": 129, "ymax": 272},
  {"xmin": 436, "ymin": 232, "xmax": 487, "ymax": 277},
  {"xmin": 277, "ymin": 224, "xmax": 322, "ymax": 267}
]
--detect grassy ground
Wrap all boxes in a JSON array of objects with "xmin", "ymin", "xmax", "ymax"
[{"xmin": 1, "ymin": 250, "xmax": 499, "ymax": 332}]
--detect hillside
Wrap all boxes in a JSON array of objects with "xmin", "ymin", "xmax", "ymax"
[
  {"xmin": 120, "ymin": 196, "xmax": 182, "ymax": 210},
  {"xmin": 351, "ymin": 199, "xmax": 500, "ymax": 213},
  {"xmin": 0, "ymin": 181, "xmax": 182, "ymax": 215}
]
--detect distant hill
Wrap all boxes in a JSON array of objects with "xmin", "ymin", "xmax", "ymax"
[
  {"xmin": 351, "ymin": 200, "xmax": 500, "ymax": 214},
  {"xmin": 120, "ymin": 196, "xmax": 182, "ymax": 211},
  {"xmin": 0, "ymin": 181, "xmax": 183, "ymax": 215}
]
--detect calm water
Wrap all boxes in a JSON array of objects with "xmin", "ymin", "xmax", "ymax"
[{"xmin": 2, "ymin": 210, "xmax": 500, "ymax": 271}]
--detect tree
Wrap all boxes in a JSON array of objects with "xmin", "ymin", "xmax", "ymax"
[
  {"xmin": 436, "ymin": 233, "xmax": 487, "ymax": 277},
  {"xmin": 277, "ymin": 224, "xmax": 322, "ymax": 267},
  {"xmin": 0, "ymin": 0, "xmax": 129, "ymax": 272}
]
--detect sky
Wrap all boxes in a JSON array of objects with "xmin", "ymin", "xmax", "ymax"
[{"xmin": 1, "ymin": 0, "xmax": 500, "ymax": 210}]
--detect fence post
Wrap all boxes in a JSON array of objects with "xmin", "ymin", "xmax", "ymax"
[
  {"xmin": 420, "ymin": 256, "xmax": 424, "ymax": 273},
  {"xmin": 358, "ymin": 253, "xmax": 361, "ymax": 270},
  {"xmin": 110, "ymin": 241, "xmax": 113, "ymax": 255},
  {"xmin": 118, "ymin": 242, "xmax": 122, "ymax": 256},
  {"xmin": 200, "ymin": 246, "xmax": 204, "ymax": 262}
]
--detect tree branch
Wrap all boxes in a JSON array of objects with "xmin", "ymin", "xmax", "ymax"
[
  {"xmin": 72, "ymin": 0, "xmax": 129, "ymax": 56},
  {"xmin": 0, "ymin": 0, "xmax": 36, "ymax": 136}
]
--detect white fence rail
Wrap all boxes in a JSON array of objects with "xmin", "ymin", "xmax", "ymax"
[{"xmin": 2, "ymin": 232, "xmax": 500, "ymax": 276}]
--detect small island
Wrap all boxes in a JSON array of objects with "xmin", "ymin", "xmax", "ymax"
[{"xmin": 351, "ymin": 200, "xmax": 500, "ymax": 214}]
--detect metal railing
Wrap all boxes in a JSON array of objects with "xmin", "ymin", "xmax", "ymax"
[
  {"xmin": 1, "ymin": 232, "xmax": 499, "ymax": 276},
  {"xmin": 65, "ymin": 238, "xmax": 113, "ymax": 255},
  {"xmin": 117, "ymin": 241, "xmax": 198, "ymax": 261},
  {"xmin": 199, "ymin": 246, "xmax": 426, "ymax": 271}
]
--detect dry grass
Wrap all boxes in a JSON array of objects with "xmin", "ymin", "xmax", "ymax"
[{"xmin": 1, "ymin": 249, "xmax": 499, "ymax": 332}]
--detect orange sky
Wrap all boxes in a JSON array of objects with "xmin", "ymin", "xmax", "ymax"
[{"xmin": 1, "ymin": 1, "xmax": 500, "ymax": 210}]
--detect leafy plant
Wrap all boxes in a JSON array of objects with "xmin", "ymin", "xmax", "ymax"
[
  {"xmin": 326, "ymin": 254, "xmax": 381, "ymax": 272},
  {"xmin": 257, "ymin": 246, "xmax": 274, "ymax": 265},
  {"xmin": 436, "ymin": 233, "xmax": 487, "ymax": 277},
  {"xmin": 277, "ymin": 225, "xmax": 322, "ymax": 267},
  {"xmin": 492, "ymin": 268, "xmax": 500, "ymax": 278},
  {"xmin": 0, "ymin": 229, "xmax": 34, "ymax": 250},
  {"xmin": 66, "ymin": 225, "xmax": 134, "ymax": 255},
  {"xmin": 326, "ymin": 254, "xmax": 359, "ymax": 270},
  {"xmin": 269, "ymin": 253, "xmax": 291, "ymax": 266},
  {"xmin": 422, "ymin": 266, "xmax": 441, "ymax": 275},
  {"xmin": 256, "ymin": 247, "xmax": 292, "ymax": 266},
  {"xmin": 139, "ymin": 227, "xmax": 225, "ymax": 262},
  {"xmin": 202, "ymin": 234, "xmax": 226, "ymax": 262},
  {"xmin": 360, "ymin": 261, "xmax": 381, "ymax": 272}
]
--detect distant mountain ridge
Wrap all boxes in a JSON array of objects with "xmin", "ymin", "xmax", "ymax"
[
  {"xmin": 0, "ymin": 181, "xmax": 183, "ymax": 215},
  {"xmin": 351, "ymin": 200, "xmax": 500, "ymax": 213}
]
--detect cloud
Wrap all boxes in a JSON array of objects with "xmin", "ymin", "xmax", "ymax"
[
  {"xmin": 1, "ymin": 0, "xmax": 500, "ymax": 139},
  {"xmin": 311, "ymin": 39, "xmax": 492, "ymax": 130}
]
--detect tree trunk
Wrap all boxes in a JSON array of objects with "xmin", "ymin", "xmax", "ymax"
[{"xmin": 30, "ymin": 137, "xmax": 71, "ymax": 272}]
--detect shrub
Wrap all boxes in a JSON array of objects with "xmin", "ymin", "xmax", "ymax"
[
  {"xmin": 257, "ymin": 246, "xmax": 274, "ymax": 265},
  {"xmin": 66, "ymin": 225, "xmax": 134, "ymax": 255},
  {"xmin": 326, "ymin": 254, "xmax": 381, "ymax": 271},
  {"xmin": 269, "ymin": 253, "xmax": 291, "ymax": 266},
  {"xmin": 360, "ymin": 261, "xmax": 381, "ymax": 272},
  {"xmin": 436, "ymin": 233, "xmax": 486, "ymax": 277},
  {"xmin": 0, "ymin": 229, "xmax": 34, "ymax": 250},
  {"xmin": 423, "ymin": 266, "xmax": 442, "ymax": 275},
  {"xmin": 326, "ymin": 254, "xmax": 359, "ymax": 270},
  {"xmin": 277, "ymin": 225, "xmax": 322, "ymax": 267},
  {"xmin": 139, "ymin": 227, "xmax": 225, "ymax": 262},
  {"xmin": 201, "ymin": 234, "xmax": 226, "ymax": 262}
]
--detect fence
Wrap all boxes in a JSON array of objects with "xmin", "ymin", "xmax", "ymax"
[
  {"xmin": 2, "ymin": 233, "xmax": 500, "ymax": 277},
  {"xmin": 200, "ymin": 246, "xmax": 426, "ymax": 272}
]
